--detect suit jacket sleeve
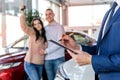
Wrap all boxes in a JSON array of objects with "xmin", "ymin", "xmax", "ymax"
[
  {"xmin": 81, "ymin": 45, "xmax": 97, "ymax": 55},
  {"xmin": 92, "ymin": 53, "xmax": 120, "ymax": 74},
  {"xmin": 82, "ymin": 44, "xmax": 120, "ymax": 74},
  {"xmin": 91, "ymin": 7, "xmax": 120, "ymax": 74}
]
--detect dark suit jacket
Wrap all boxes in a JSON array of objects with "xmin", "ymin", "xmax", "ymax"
[{"xmin": 82, "ymin": 6, "xmax": 120, "ymax": 80}]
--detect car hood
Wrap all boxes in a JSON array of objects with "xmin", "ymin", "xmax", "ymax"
[
  {"xmin": 0, "ymin": 48, "xmax": 27, "ymax": 64},
  {"xmin": 0, "ymin": 48, "xmax": 27, "ymax": 57},
  {"xmin": 0, "ymin": 48, "xmax": 21, "ymax": 55}
]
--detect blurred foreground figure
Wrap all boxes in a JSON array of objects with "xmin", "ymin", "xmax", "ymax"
[{"xmin": 60, "ymin": 0, "xmax": 120, "ymax": 80}]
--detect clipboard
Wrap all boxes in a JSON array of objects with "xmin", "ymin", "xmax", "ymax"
[{"xmin": 49, "ymin": 40, "xmax": 78, "ymax": 54}]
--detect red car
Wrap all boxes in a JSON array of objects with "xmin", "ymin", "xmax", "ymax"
[
  {"xmin": 0, "ymin": 31, "xmax": 96, "ymax": 80},
  {"xmin": 0, "ymin": 35, "xmax": 29, "ymax": 80}
]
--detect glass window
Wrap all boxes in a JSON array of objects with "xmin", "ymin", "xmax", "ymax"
[
  {"xmin": 0, "ymin": 0, "xmax": 2, "ymax": 13},
  {"xmin": 66, "ymin": 32, "xmax": 90, "ymax": 45},
  {"xmin": 68, "ymin": 4, "xmax": 110, "ymax": 26},
  {"xmin": 5, "ymin": 0, "xmax": 31, "ymax": 46},
  {"xmin": 5, "ymin": 0, "xmax": 20, "ymax": 16},
  {"xmin": 5, "ymin": 0, "xmax": 31, "ymax": 16},
  {"xmin": 12, "ymin": 36, "xmax": 28, "ymax": 48},
  {"xmin": 73, "ymin": 34, "xmax": 89, "ymax": 45}
]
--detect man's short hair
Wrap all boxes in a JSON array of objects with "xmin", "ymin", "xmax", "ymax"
[{"xmin": 46, "ymin": 8, "xmax": 54, "ymax": 13}]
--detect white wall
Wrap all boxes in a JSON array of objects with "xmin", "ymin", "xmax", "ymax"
[{"xmin": 6, "ymin": 15, "xmax": 24, "ymax": 45}]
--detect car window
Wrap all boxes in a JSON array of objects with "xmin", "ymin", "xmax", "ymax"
[
  {"xmin": 12, "ymin": 36, "xmax": 28, "ymax": 49},
  {"xmin": 13, "ymin": 39, "xmax": 27, "ymax": 48},
  {"xmin": 66, "ymin": 32, "xmax": 90, "ymax": 45},
  {"xmin": 73, "ymin": 34, "xmax": 89, "ymax": 44}
]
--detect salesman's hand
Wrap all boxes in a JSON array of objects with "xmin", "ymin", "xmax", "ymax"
[
  {"xmin": 60, "ymin": 34, "xmax": 80, "ymax": 50},
  {"xmin": 67, "ymin": 49, "xmax": 92, "ymax": 66}
]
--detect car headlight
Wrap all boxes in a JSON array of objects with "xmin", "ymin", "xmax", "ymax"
[{"xmin": 0, "ymin": 62, "xmax": 22, "ymax": 70}]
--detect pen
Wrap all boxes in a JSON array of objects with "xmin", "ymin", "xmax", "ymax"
[
  {"xmin": 59, "ymin": 32, "xmax": 74, "ymax": 41},
  {"xmin": 68, "ymin": 32, "xmax": 74, "ymax": 36}
]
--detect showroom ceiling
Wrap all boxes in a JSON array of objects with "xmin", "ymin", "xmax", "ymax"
[
  {"xmin": 49, "ymin": 0, "xmax": 114, "ymax": 6},
  {"xmin": 63, "ymin": 0, "xmax": 113, "ymax": 6}
]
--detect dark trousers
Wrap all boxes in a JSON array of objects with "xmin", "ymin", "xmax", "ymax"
[{"xmin": 42, "ymin": 65, "xmax": 48, "ymax": 80}]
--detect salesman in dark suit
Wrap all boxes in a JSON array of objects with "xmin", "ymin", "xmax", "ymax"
[{"xmin": 60, "ymin": 0, "xmax": 120, "ymax": 80}]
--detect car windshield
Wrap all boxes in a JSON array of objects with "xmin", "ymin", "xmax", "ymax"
[
  {"xmin": 66, "ymin": 31, "xmax": 95, "ymax": 46},
  {"xmin": 0, "ymin": 35, "xmax": 28, "ymax": 56}
]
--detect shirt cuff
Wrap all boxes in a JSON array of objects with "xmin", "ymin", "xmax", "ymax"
[{"xmin": 79, "ymin": 45, "xmax": 82, "ymax": 51}]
